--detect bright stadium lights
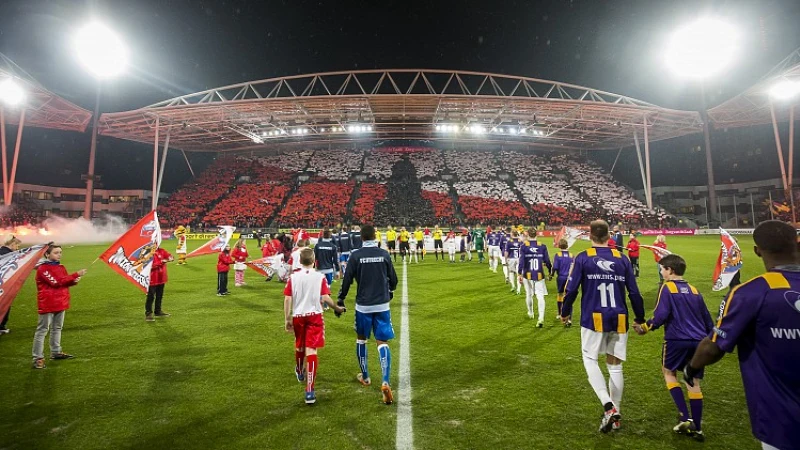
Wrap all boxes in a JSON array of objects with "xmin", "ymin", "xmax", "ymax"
[
  {"xmin": 770, "ymin": 79, "xmax": 800, "ymax": 100},
  {"xmin": 469, "ymin": 124, "xmax": 486, "ymax": 134},
  {"xmin": 0, "ymin": 78, "xmax": 25, "ymax": 106},
  {"xmin": 280, "ymin": 129, "xmax": 286, "ymax": 134},
  {"xmin": 509, "ymin": 127, "xmax": 518, "ymax": 135},
  {"xmin": 520, "ymin": 128, "xmax": 526, "ymax": 134},
  {"xmin": 665, "ymin": 18, "xmax": 738, "ymax": 79},
  {"xmin": 75, "ymin": 22, "xmax": 128, "ymax": 78},
  {"xmin": 320, "ymin": 127, "xmax": 326, "ymax": 132}
]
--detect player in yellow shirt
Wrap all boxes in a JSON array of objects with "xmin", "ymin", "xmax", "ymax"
[
  {"xmin": 398, "ymin": 227, "xmax": 411, "ymax": 263},
  {"xmin": 385, "ymin": 226, "xmax": 398, "ymax": 261},
  {"xmin": 413, "ymin": 227, "xmax": 425, "ymax": 261},
  {"xmin": 432, "ymin": 225, "xmax": 444, "ymax": 261}
]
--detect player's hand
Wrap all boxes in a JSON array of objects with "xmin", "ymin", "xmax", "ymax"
[
  {"xmin": 334, "ymin": 305, "xmax": 346, "ymax": 317},
  {"xmin": 284, "ymin": 320, "xmax": 293, "ymax": 332},
  {"xmin": 77, "ymin": 269, "xmax": 88, "ymax": 277},
  {"xmin": 389, "ymin": 291, "xmax": 394, "ymax": 300},
  {"xmin": 633, "ymin": 323, "xmax": 646, "ymax": 335},
  {"xmin": 683, "ymin": 364, "xmax": 700, "ymax": 387}
]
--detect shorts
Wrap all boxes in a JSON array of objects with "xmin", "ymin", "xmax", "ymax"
[
  {"xmin": 387, "ymin": 241, "xmax": 396, "ymax": 251},
  {"xmin": 434, "ymin": 239, "xmax": 443, "ymax": 249},
  {"xmin": 409, "ymin": 244, "xmax": 417, "ymax": 252},
  {"xmin": 399, "ymin": 242, "xmax": 410, "ymax": 253},
  {"xmin": 556, "ymin": 276, "xmax": 568, "ymax": 294},
  {"xmin": 339, "ymin": 252, "xmax": 350, "ymax": 263},
  {"xmin": 323, "ymin": 272, "xmax": 334, "ymax": 286},
  {"xmin": 581, "ymin": 327, "xmax": 628, "ymax": 361},
  {"xmin": 523, "ymin": 278, "xmax": 548, "ymax": 296},
  {"xmin": 355, "ymin": 310, "xmax": 395, "ymax": 341},
  {"xmin": 488, "ymin": 246, "xmax": 501, "ymax": 258},
  {"xmin": 662, "ymin": 340, "xmax": 704, "ymax": 378},
  {"xmin": 293, "ymin": 313, "xmax": 325, "ymax": 349}
]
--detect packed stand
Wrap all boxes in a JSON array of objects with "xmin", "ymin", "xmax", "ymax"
[
  {"xmin": 158, "ymin": 157, "xmax": 239, "ymax": 227},
  {"xmin": 351, "ymin": 183, "xmax": 388, "ymax": 224},
  {"xmin": 373, "ymin": 159, "xmax": 439, "ymax": 226},
  {"xmin": 203, "ymin": 183, "xmax": 291, "ymax": 228},
  {"xmin": 458, "ymin": 196, "xmax": 528, "ymax": 224},
  {"xmin": 363, "ymin": 149, "xmax": 404, "ymax": 180},
  {"xmin": 444, "ymin": 151, "xmax": 499, "ymax": 181},
  {"xmin": 307, "ymin": 149, "xmax": 363, "ymax": 181},
  {"xmin": 276, "ymin": 181, "xmax": 354, "ymax": 228},
  {"xmin": 268, "ymin": 150, "xmax": 312, "ymax": 173},
  {"xmin": 453, "ymin": 181, "xmax": 519, "ymax": 202}
]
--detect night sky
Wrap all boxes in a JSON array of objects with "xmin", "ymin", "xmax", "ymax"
[{"xmin": 1, "ymin": 0, "xmax": 799, "ymax": 191}]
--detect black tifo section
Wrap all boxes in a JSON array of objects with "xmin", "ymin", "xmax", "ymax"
[{"xmin": 373, "ymin": 158, "xmax": 436, "ymax": 226}]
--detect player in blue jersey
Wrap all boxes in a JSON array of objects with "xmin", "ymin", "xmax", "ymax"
[
  {"xmin": 504, "ymin": 229, "xmax": 523, "ymax": 295},
  {"xmin": 518, "ymin": 229, "xmax": 552, "ymax": 325},
  {"xmin": 684, "ymin": 221, "xmax": 800, "ymax": 450},
  {"xmin": 549, "ymin": 238, "xmax": 573, "ymax": 320},
  {"xmin": 635, "ymin": 254, "xmax": 713, "ymax": 441},
  {"xmin": 337, "ymin": 227, "xmax": 352, "ymax": 274},
  {"xmin": 561, "ymin": 220, "xmax": 645, "ymax": 433}
]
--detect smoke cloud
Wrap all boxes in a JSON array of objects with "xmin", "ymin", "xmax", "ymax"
[{"xmin": 0, "ymin": 215, "xmax": 130, "ymax": 245}]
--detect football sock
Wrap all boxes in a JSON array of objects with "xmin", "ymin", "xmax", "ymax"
[
  {"xmin": 536, "ymin": 293, "xmax": 546, "ymax": 321},
  {"xmin": 607, "ymin": 363, "xmax": 624, "ymax": 412},
  {"xmin": 689, "ymin": 392, "xmax": 704, "ymax": 431},
  {"xmin": 557, "ymin": 297, "xmax": 564, "ymax": 316},
  {"xmin": 525, "ymin": 291, "xmax": 534, "ymax": 316},
  {"xmin": 667, "ymin": 382, "xmax": 689, "ymax": 421},
  {"xmin": 583, "ymin": 356, "xmax": 613, "ymax": 406},
  {"xmin": 295, "ymin": 350, "xmax": 305, "ymax": 375},
  {"xmin": 306, "ymin": 354, "xmax": 318, "ymax": 392},
  {"xmin": 502, "ymin": 265, "xmax": 508, "ymax": 278},
  {"xmin": 378, "ymin": 344, "xmax": 391, "ymax": 385},
  {"xmin": 356, "ymin": 340, "xmax": 369, "ymax": 379}
]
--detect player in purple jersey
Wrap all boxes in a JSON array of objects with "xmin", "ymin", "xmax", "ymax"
[
  {"xmin": 504, "ymin": 229, "xmax": 523, "ymax": 295},
  {"xmin": 518, "ymin": 229, "xmax": 552, "ymax": 325},
  {"xmin": 685, "ymin": 221, "xmax": 800, "ymax": 450},
  {"xmin": 499, "ymin": 227, "xmax": 511, "ymax": 282},
  {"xmin": 561, "ymin": 220, "xmax": 645, "ymax": 433},
  {"xmin": 635, "ymin": 254, "xmax": 713, "ymax": 441},
  {"xmin": 487, "ymin": 230, "xmax": 502, "ymax": 273},
  {"xmin": 549, "ymin": 238, "xmax": 573, "ymax": 320}
]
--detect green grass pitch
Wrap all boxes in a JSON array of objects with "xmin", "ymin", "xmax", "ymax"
[{"xmin": 0, "ymin": 236, "xmax": 761, "ymax": 449}]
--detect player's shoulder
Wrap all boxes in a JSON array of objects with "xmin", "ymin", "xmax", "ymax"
[{"xmin": 733, "ymin": 272, "xmax": 791, "ymax": 296}]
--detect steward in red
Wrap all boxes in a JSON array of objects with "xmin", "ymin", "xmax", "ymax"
[{"xmin": 145, "ymin": 247, "xmax": 173, "ymax": 321}]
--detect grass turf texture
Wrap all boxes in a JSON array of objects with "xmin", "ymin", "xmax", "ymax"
[{"xmin": 0, "ymin": 236, "xmax": 760, "ymax": 449}]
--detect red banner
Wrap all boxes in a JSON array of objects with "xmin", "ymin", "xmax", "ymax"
[
  {"xmin": 637, "ymin": 229, "xmax": 696, "ymax": 236},
  {"xmin": 640, "ymin": 244, "xmax": 672, "ymax": 262},
  {"xmin": 99, "ymin": 211, "xmax": 162, "ymax": 293},
  {"xmin": 0, "ymin": 244, "xmax": 49, "ymax": 319},
  {"xmin": 187, "ymin": 226, "xmax": 236, "ymax": 259}
]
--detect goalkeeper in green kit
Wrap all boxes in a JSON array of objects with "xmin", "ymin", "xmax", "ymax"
[{"xmin": 471, "ymin": 226, "xmax": 486, "ymax": 264}]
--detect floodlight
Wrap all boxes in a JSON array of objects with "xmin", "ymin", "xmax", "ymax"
[
  {"xmin": 75, "ymin": 22, "xmax": 128, "ymax": 78},
  {"xmin": 0, "ymin": 78, "xmax": 25, "ymax": 106},
  {"xmin": 520, "ymin": 128, "xmax": 526, "ymax": 134},
  {"xmin": 769, "ymin": 79, "xmax": 800, "ymax": 100},
  {"xmin": 509, "ymin": 127, "xmax": 518, "ymax": 134},
  {"xmin": 665, "ymin": 18, "xmax": 738, "ymax": 79}
]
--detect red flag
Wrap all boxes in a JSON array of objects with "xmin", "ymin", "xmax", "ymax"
[
  {"xmin": 99, "ymin": 211, "xmax": 162, "ymax": 292},
  {"xmin": 0, "ymin": 244, "xmax": 49, "ymax": 319},
  {"xmin": 553, "ymin": 226, "xmax": 565, "ymax": 248},
  {"xmin": 640, "ymin": 244, "xmax": 672, "ymax": 262},
  {"xmin": 244, "ymin": 257, "xmax": 272, "ymax": 277},
  {"xmin": 712, "ymin": 228, "xmax": 743, "ymax": 291},
  {"xmin": 187, "ymin": 226, "xmax": 236, "ymax": 259}
]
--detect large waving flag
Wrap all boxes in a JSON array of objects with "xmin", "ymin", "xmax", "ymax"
[
  {"xmin": 553, "ymin": 226, "xmax": 588, "ymax": 249},
  {"xmin": 640, "ymin": 244, "xmax": 672, "ymax": 262},
  {"xmin": 246, "ymin": 256, "xmax": 290, "ymax": 282},
  {"xmin": 99, "ymin": 211, "xmax": 162, "ymax": 292},
  {"xmin": 712, "ymin": 228, "xmax": 743, "ymax": 292},
  {"xmin": 0, "ymin": 244, "xmax": 49, "ymax": 320},
  {"xmin": 244, "ymin": 257, "xmax": 273, "ymax": 277},
  {"xmin": 187, "ymin": 226, "xmax": 236, "ymax": 259}
]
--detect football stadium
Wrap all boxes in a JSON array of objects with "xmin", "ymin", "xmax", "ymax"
[{"xmin": 0, "ymin": 2, "xmax": 799, "ymax": 449}]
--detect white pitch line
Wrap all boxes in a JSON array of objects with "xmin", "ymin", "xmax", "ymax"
[{"xmin": 396, "ymin": 261, "xmax": 413, "ymax": 450}]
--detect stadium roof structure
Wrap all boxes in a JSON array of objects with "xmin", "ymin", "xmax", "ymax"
[
  {"xmin": 0, "ymin": 53, "xmax": 93, "ymax": 132},
  {"xmin": 98, "ymin": 69, "xmax": 703, "ymax": 153},
  {"xmin": 707, "ymin": 47, "xmax": 800, "ymax": 128}
]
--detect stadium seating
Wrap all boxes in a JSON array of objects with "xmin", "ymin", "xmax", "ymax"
[{"xmin": 155, "ymin": 147, "xmax": 676, "ymax": 229}]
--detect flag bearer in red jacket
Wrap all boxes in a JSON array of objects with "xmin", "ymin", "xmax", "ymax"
[
  {"xmin": 217, "ymin": 245, "xmax": 234, "ymax": 296},
  {"xmin": 32, "ymin": 245, "xmax": 87, "ymax": 369},
  {"xmin": 145, "ymin": 247, "xmax": 174, "ymax": 322}
]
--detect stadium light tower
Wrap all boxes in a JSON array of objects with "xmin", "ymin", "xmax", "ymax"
[
  {"xmin": 769, "ymin": 78, "xmax": 800, "ymax": 223},
  {"xmin": 74, "ymin": 21, "xmax": 128, "ymax": 220},
  {"xmin": 666, "ymin": 17, "xmax": 738, "ymax": 226},
  {"xmin": 0, "ymin": 78, "xmax": 25, "ymax": 106}
]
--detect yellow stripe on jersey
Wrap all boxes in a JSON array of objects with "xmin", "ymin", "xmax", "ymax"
[
  {"xmin": 526, "ymin": 273, "xmax": 532, "ymax": 280},
  {"xmin": 611, "ymin": 249, "xmax": 621, "ymax": 258},
  {"xmin": 666, "ymin": 282, "xmax": 678, "ymax": 294},
  {"xmin": 689, "ymin": 284, "xmax": 699, "ymax": 295},
  {"xmin": 762, "ymin": 272, "xmax": 790, "ymax": 289},
  {"xmin": 653, "ymin": 283, "xmax": 667, "ymax": 313},
  {"xmin": 617, "ymin": 314, "xmax": 627, "ymax": 333},
  {"xmin": 586, "ymin": 248, "xmax": 597, "ymax": 257},
  {"xmin": 593, "ymin": 313, "xmax": 603, "ymax": 332}
]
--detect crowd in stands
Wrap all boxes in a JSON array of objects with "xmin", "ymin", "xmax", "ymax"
[
  {"xmin": 453, "ymin": 181, "xmax": 519, "ymax": 202},
  {"xmin": 458, "ymin": 196, "xmax": 528, "ymax": 224},
  {"xmin": 157, "ymin": 157, "xmax": 239, "ymax": 227},
  {"xmin": 352, "ymin": 183, "xmax": 387, "ymax": 224},
  {"xmin": 275, "ymin": 181, "xmax": 354, "ymax": 228},
  {"xmin": 307, "ymin": 149, "xmax": 363, "ymax": 180},
  {"xmin": 444, "ymin": 151, "xmax": 498, "ymax": 180},
  {"xmin": 203, "ymin": 183, "xmax": 291, "ymax": 228}
]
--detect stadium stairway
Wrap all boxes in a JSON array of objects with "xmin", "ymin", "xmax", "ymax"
[
  {"xmin": 448, "ymin": 184, "xmax": 466, "ymax": 223},
  {"xmin": 374, "ymin": 158, "xmax": 437, "ymax": 226},
  {"xmin": 345, "ymin": 181, "xmax": 363, "ymax": 225},
  {"xmin": 266, "ymin": 183, "xmax": 300, "ymax": 228}
]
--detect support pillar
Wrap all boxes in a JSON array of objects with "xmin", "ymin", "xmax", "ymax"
[
  {"xmin": 151, "ymin": 116, "xmax": 160, "ymax": 211},
  {"xmin": 84, "ymin": 85, "xmax": 102, "ymax": 220},
  {"xmin": 8, "ymin": 108, "xmax": 25, "ymax": 205},
  {"xmin": 155, "ymin": 131, "xmax": 171, "ymax": 209},
  {"xmin": 789, "ymin": 105, "xmax": 796, "ymax": 223},
  {"xmin": 769, "ymin": 102, "xmax": 789, "ymax": 192},
  {"xmin": 643, "ymin": 115, "xmax": 653, "ymax": 211},
  {"xmin": 181, "ymin": 149, "xmax": 196, "ymax": 177},
  {"xmin": 633, "ymin": 129, "xmax": 649, "ymax": 206},
  {"xmin": 1, "ymin": 107, "xmax": 7, "ymax": 205},
  {"xmin": 700, "ymin": 85, "xmax": 718, "ymax": 225}
]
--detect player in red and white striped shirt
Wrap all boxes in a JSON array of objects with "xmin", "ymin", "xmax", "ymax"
[{"xmin": 283, "ymin": 248, "xmax": 345, "ymax": 405}]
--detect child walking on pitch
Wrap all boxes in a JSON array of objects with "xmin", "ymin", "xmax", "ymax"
[
  {"xmin": 284, "ymin": 248, "xmax": 345, "ymax": 404},
  {"xmin": 635, "ymin": 254, "xmax": 712, "ymax": 441},
  {"xmin": 32, "ymin": 245, "xmax": 87, "ymax": 369},
  {"xmin": 549, "ymin": 239, "xmax": 573, "ymax": 319},
  {"xmin": 232, "ymin": 238, "xmax": 249, "ymax": 286},
  {"xmin": 217, "ymin": 245, "xmax": 233, "ymax": 296}
]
